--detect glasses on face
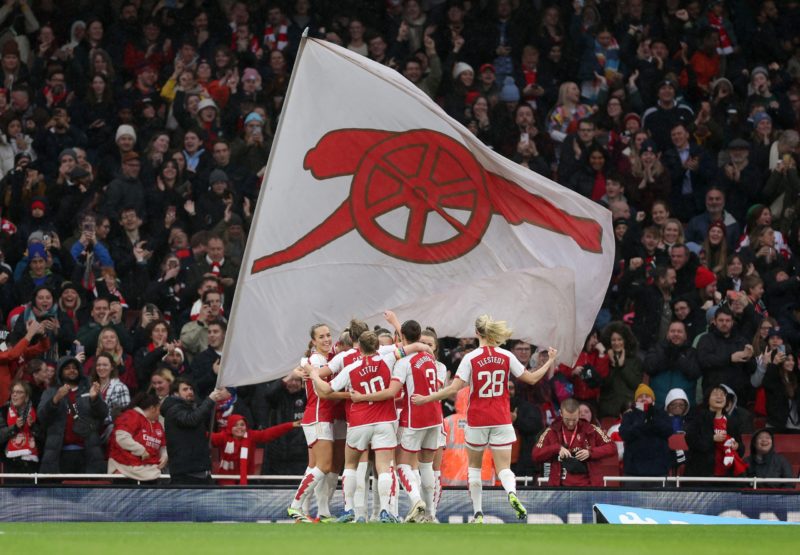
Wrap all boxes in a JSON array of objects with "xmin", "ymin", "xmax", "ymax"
[{"xmin": 11, "ymin": 389, "xmax": 25, "ymax": 395}]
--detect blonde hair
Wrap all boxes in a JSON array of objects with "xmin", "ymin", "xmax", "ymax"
[{"xmin": 474, "ymin": 314, "xmax": 513, "ymax": 347}]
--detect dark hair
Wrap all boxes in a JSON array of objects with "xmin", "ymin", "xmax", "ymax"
[
  {"xmin": 145, "ymin": 319, "xmax": 170, "ymax": 340},
  {"xmin": 400, "ymin": 320, "xmax": 422, "ymax": 343},
  {"xmin": 201, "ymin": 289, "xmax": 221, "ymax": 304},
  {"xmin": 207, "ymin": 318, "xmax": 227, "ymax": 332},
  {"xmin": 715, "ymin": 305, "xmax": 734, "ymax": 319},
  {"xmin": 132, "ymin": 390, "xmax": 161, "ymax": 411},
  {"xmin": 170, "ymin": 376, "xmax": 194, "ymax": 394}
]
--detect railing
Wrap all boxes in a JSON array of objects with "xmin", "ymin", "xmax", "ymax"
[
  {"xmin": 603, "ymin": 476, "xmax": 800, "ymax": 489},
  {"xmin": 3, "ymin": 473, "xmax": 796, "ymax": 489}
]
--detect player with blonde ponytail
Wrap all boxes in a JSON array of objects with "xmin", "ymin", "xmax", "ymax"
[{"xmin": 413, "ymin": 315, "xmax": 558, "ymax": 523}]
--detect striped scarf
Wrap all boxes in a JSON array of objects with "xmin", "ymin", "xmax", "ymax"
[{"xmin": 263, "ymin": 22, "xmax": 288, "ymax": 52}]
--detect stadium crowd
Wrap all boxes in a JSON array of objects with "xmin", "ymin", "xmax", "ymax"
[{"xmin": 0, "ymin": 0, "xmax": 800, "ymax": 495}]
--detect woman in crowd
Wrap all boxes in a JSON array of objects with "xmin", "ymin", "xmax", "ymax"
[
  {"xmin": 134, "ymin": 319, "xmax": 180, "ymax": 390},
  {"xmin": 700, "ymin": 221, "xmax": 728, "ymax": 275},
  {"xmin": 90, "ymin": 352, "xmax": 130, "ymax": 441},
  {"xmin": 763, "ymin": 349, "xmax": 799, "ymax": 432},
  {"xmin": 0, "ymin": 380, "xmax": 42, "ymax": 474},
  {"xmin": 547, "ymin": 81, "xmax": 593, "ymax": 144},
  {"xmin": 685, "ymin": 385, "xmax": 746, "ymax": 478},
  {"xmin": 599, "ymin": 322, "xmax": 643, "ymax": 418},
  {"xmin": 622, "ymin": 139, "xmax": 670, "ymax": 214},
  {"xmin": 85, "ymin": 327, "xmax": 136, "ymax": 394}
]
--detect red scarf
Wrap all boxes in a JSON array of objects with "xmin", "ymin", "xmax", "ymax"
[
  {"xmin": 263, "ymin": 21, "xmax": 288, "ymax": 52},
  {"xmin": 5, "ymin": 403, "xmax": 38, "ymax": 460},
  {"xmin": 217, "ymin": 415, "xmax": 250, "ymax": 484},
  {"xmin": 707, "ymin": 12, "xmax": 733, "ymax": 55},
  {"xmin": 211, "ymin": 261, "xmax": 221, "ymax": 275},
  {"xmin": 713, "ymin": 415, "xmax": 747, "ymax": 476},
  {"xmin": 591, "ymin": 171, "xmax": 606, "ymax": 201}
]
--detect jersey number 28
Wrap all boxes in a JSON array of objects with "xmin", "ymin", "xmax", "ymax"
[{"xmin": 476, "ymin": 370, "xmax": 506, "ymax": 398}]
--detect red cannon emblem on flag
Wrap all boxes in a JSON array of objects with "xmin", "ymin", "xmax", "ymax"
[{"xmin": 251, "ymin": 129, "xmax": 603, "ymax": 274}]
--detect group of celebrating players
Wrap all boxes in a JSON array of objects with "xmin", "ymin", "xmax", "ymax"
[{"xmin": 285, "ymin": 311, "xmax": 557, "ymax": 524}]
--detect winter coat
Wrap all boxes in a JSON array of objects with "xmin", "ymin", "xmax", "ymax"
[
  {"xmin": 644, "ymin": 339, "xmax": 702, "ymax": 406},
  {"xmin": 161, "ymin": 394, "xmax": 215, "ymax": 477},
  {"xmin": 620, "ymin": 405, "xmax": 674, "ymax": 476},
  {"xmin": 745, "ymin": 429, "xmax": 794, "ymax": 488},
  {"xmin": 37, "ymin": 357, "xmax": 109, "ymax": 473},
  {"xmin": 696, "ymin": 326, "xmax": 756, "ymax": 401},
  {"xmin": 762, "ymin": 362, "xmax": 799, "ymax": 430},
  {"xmin": 599, "ymin": 353, "xmax": 643, "ymax": 418},
  {"xmin": 684, "ymin": 408, "xmax": 744, "ymax": 477},
  {"xmin": 532, "ymin": 418, "xmax": 617, "ymax": 486}
]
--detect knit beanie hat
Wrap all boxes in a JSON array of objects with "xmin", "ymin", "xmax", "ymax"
[
  {"xmin": 499, "ymin": 76, "xmax": 520, "ymax": 102},
  {"xmin": 694, "ymin": 265, "xmax": 717, "ymax": 289},
  {"xmin": 634, "ymin": 383, "xmax": 655, "ymax": 402},
  {"xmin": 452, "ymin": 61, "xmax": 473, "ymax": 80},
  {"xmin": 116, "ymin": 124, "xmax": 137, "ymax": 143}
]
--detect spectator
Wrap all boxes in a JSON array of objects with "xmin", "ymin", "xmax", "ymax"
[
  {"xmin": 37, "ymin": 355, "xmax": 108, "ymax": 474},
  {"xmin": 645, "ymin": 320, "xmax": 701, "ymax": 405},
  {"xmin": 685, "ymin": 384, "xmax": 746, "ymax": 478},
  {"xmin": 560, "ymin": 328, "xmax": 609, "ymax": 408},
  {"xmin": 745, "ymin": 428, "xmax": 794, "ymax": 488},
  {"xmin": 190, "ymin": 318, "xmax": 226, "ymax": 400},
  {"xmin": 161, "ymin": 376, "xmax": 228, "ymax": 484},
  {"xmin": 620, "ymin": 384, "xmax": 674, "ymax": 478},
  {"xmin": 697, "ymin": 305, "xmax": 756, "ymax": 402},
  {"xmin": 628, "ymin": 265, "xmax": 676, "ymax": 351},
  {"xmin": 210, "ymin": 413, "xmax": 297, "ymax": 485},
  {"xmin": 662, "ymin": 122, "xmax": 715, "ymax": 221},
  {"xmin": 664, "ymin": 388, "xmax": 691, "ymax": 433},
  {"xmin": 547, "ymin": 81, "xmax": 593, "ymax": 144},
  {"xmin": 762, "ymin": 349, "xmax": 799, "ymax": 432},
  {"xmin": 598, "ymin": 322, "xmax": 643, "ymax": 418},
  {"xmin": 685, "ymin": 187, "xmax": 740, "ymax": 250},
  {"xmin": 642, "ymin": 80, "xmax": 694, "ymax": 153},
  {"xmin": 532, "ymin": 397, "xmax": 616, "ymax": 486},
  {"xmin": 0, "ymin": 380, "xmax": 43, "ymax": 475},
  {"xmin": 180, "ymin": 289, "xmax": 224, "ymax": 360},
  {"xmin": 187, "ymin": 235, "xmax": 238, "ymax": 304},
  {"xmin": 107, "ymin": 391, "xmax": 167, "ymax": 482},
  {"xmin": 76, "ymin": 297, "xmax": 132, "ymax": 356},
  {"xmin": 255, "ymin": 372, "xmax": 308, "ymax": 476},
  {"xmin": 89, "ymin": 352, "xmax": 130, "ymax": 430}
]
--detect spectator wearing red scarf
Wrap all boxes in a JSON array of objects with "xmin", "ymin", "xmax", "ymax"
[{"xmin": 210, "ymin": 414, "xmax": 298, "ymax": 485}]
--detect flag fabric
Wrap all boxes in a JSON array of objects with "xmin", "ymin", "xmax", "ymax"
[{"xmin": 218, "ymin": 37, "xmax": 614, "ymax": 388}]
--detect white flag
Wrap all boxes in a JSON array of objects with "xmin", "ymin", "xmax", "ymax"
[{"xmin": 219, "ymin": 37, "xmax": 614, "ymax": 388}]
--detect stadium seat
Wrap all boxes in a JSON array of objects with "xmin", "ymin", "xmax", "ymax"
[
  {"xmin": 598, "ymin": 460, "xmax": 621, "ymax": 487},
  {"xmin": 600, "ymin": 417, "xmax": 617, "ymax": 430}
]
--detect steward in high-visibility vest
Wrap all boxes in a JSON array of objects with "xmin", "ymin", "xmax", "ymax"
[{"xmin": 440, "ymin": 388, "xmax": 495, "ymax": 486}]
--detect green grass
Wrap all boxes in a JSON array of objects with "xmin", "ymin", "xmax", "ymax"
[{"xmin": 0, "ymin": 523, "xmax": 797, "ymax": 554}]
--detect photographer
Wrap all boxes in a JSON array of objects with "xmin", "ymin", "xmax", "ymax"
[
  {"xmin": 532, "ymin": 397, "xmax": 616, "ymax": 486},
  {"xmin": 619, "ymin": 384, "xmax": 674, "ymax": 478}
]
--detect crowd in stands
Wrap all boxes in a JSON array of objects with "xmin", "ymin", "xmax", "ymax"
[{"xmin": 1, "ymin": 0, "xmax": 800, "ymax": 487}]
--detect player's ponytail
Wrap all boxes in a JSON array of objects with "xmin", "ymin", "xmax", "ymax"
[{"xmin": 474, "ymin": 314, "xmax": 513, "ymax": 347}]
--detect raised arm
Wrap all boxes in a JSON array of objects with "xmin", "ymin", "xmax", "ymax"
[{"xmin": 518, "ymin": 347, "xmax": 558, "ymax": 385}]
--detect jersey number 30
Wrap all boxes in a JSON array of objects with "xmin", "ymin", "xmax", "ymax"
[{"xmin": 476, "ymin": 370, "xmax": 506, "ymax": 398}]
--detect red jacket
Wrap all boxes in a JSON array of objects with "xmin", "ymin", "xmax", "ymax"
[
  {"xmin": 533, "ymin": 418, "xmax": 617, "ymax": 486},
  {"xmin": 560, "ymin": 350, "xmax": 609, "ymax": 401},
  {"xmin": 108, "ymin": 408, "xmax": 165, "ymax": 467},
  {"xmin": 210, "ymin": 415, "xmax": 295, "ymax": 485},
  {"xmin": 0, "ymin": 336, "xmax": 50, "ymax": 405}
]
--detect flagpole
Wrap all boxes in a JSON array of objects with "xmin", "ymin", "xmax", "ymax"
[{"xmin": 215, "ymin": 28, "xmax": 313, "ymax": 391}]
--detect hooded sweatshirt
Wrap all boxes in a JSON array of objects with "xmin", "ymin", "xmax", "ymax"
[
  {"xmin": 664, "ymin": 388, "xmax": 691, "ymax": 433},
  {"xmin": 745, "ymin": 428, "xmax": 794, "ymax": 488}
]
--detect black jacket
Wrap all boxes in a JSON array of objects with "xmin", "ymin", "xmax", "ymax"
[
  {"xmin": 161, "ymin": 395, "xmax": 216, "ymax": 476},
  {"xmin": 190, "ymin": 347, "xmax": 221, "ymax": 400},
  {"xmin": 762, "ymin": 362, "xmax": 799, "ymax": 430},
  {"xmin": 696, "ymin": 326, "xmax": 756, "ymax": 401},
  {"xmin": 745, "ymin": 429, "xmax": 794, "ymax": 488},
  {"xmin": 620, "ymin": 405, "xmax": 674, "ymax": 476},
  {"xmin": 255, "ymin": 379, "xmax": 308, "ymax": 475},
  {"xmin": 684, "ymin": 408, "xmax": 744, "ymax": 477},
  {"xmin": 37, "ymin": 357, "xmax": 108, "ymax": 473}
]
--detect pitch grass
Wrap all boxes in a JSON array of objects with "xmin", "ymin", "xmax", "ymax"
[{"xmin": 1, "ymin": 523, "xmax": 798, "ymax": 554}]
